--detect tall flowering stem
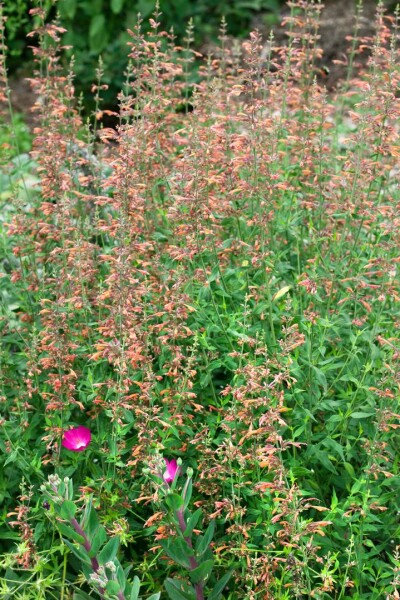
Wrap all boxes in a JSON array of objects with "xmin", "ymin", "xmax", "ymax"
[{"xmin": 153, "ymin": 460, "xmax": 231, "ymax": 600}]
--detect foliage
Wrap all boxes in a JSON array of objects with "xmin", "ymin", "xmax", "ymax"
[
  {"xmin": 0, "ymin": 1, "xmax": 400, "ymax": 599},
  {"xmin": 2, "ymin": 0, "xmax": 281, "ymax": 108}
]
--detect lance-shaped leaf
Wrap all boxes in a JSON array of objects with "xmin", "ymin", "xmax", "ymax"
[
  {"xmin": 98, "ymin": 536, "xmax": 120, "ymax": 565},
  {"xmin": 183, "ymin": 508, "xmax": 202, "ymax": 538},
  {"xmin": 208, "ymin": 570, "xmax": 234, "ymax": 600},
  {"xmin": 164, "ymin": 578, "xmax": 196, "ymax": 600},
  {"xmin": 160, "ymin": 537, "xmax": 194, "ymax": 569},
  {"xmin": 195, "ymin": 520, "xmax": 215, "ymax": 556},
  {"xmin": 188, "ymin": 559, "xmax": 214, "ymax": 585},
  {"xmin": 57, "ymin": 521, "xmax": 85, "ymax": 546},
  {"xmin": 59, "ymin": 500, "xmax": 77, "ymax": 521}
]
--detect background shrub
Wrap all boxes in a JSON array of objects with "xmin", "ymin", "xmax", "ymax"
[{"xmin": 3, "ymin": 0, "xmax": 281, "ymax": 109}]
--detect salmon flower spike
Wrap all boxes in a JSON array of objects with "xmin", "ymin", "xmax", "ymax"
[{"xmin": 62, "ymin": 426, "xmax": 92, "ymax": 452}]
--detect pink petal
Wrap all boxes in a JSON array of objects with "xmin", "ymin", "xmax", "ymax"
[
  {"xmin": 62, "ymin": 426, "xmax": 91, "ymax": 452},
  {"xmin": 163, "ymin": 458, "xmax": 179, "ymax": 483}
]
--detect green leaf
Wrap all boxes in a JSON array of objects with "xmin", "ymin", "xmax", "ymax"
[
  {"xmin": 85, "ymin": 504, "xmax": 100, "ymax": 542},
  {"xmin": 57, "ymin": 521, "xmax": 85, "ymax": 545},
  {"xmin": 81, "ymin": 497, "xmax": 93, "ymax": 529},
  {"xmin": 59, "ymin": 0, "xmax": 77, "ymax": 19},
  {"xmin": 160, "ymin": 537, "xmax": 193, "ymax": 569},
  {"xmin": 273, "ymin": 285, "xmax": 291, "ymax": 301},
  {"xmin": 195, "ymin": 520, "xmax": 215, "ymax": 556},
  {"xmin": 106, "ymin": 580, "xmax": 121, "ymax": 595},
  {"xmin": 183, "ymin": 479, "xmax": 193, "ymax": 509},
  {"xmin": 89, "ymin": 525, "xmax": 107, "ymax": 557},
  {"xmin": 89, "ymin": 14, "xmax": 108, "ymax": 53},
  {"xmin": 321, "ymin": 438, "xmax": 345, "ymax": 462},
  {"xmin": 98, "ymin": 536, "xmax": 120, "ymax": 565},
  {"xmin": 208, "ymin": 570, "xmax": 233, "ymax": 600},
  {"xmin": 116, "ymin": 563, "xmax": 126, "ymax": 589},
  {"xmin": 165, "ymin": 493, "xmax": 184, "ymax": 512},
  {"xmin": 350, "ymin": 411, "xmax": 375, "ymax": 419},
  {"xmin": 164, "ymin": 578, "xmax": 196, "ymax": 600},
  {"xmin": 147, "ymin": 594, "xmax": 161, "ymax": 600},
  {"xmin": 183, "ymin": 508, "xmax": 202, "ymax": 538},
  {"xmin": 111, "ymin": 0, "xmax": 124, "ymax": 13},
  {"xmin": 129, "ymin": 576, "xmax": 140, "ymax": 600},
  {"xmin": 59, "ymin": 500, "xmax": 76, "ymax": 520},
  {"xmin": 62, "ymin": 539, "xmax": 90, "ymax": 565},
  {"xmin": 344, "ymin": 461, "xmax": 355, "ymax": 478},
  {"xmin": 189, "ymin": 559, "xmax": 214, "ymax": 585}
]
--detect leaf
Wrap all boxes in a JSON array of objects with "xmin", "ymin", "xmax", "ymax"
[
  {"xmin": 98, "ymin": 536, "xmax": 120, "ymax": 565},
  {"xmin": 89, "ymin": 525, "xmax": 107, "ymax": 557},
  {"xmin": 111, "ymin": 0, "xmax": 124, "ymax": 13},
  {"xmin": 147, "ymin": 594, "xmax": 161, "ymax": 600},
  {"xmin": 116, "ymin": 563, "xmax": 126, "ymax": 590},
  {"xmin": 106, "ymin": 580, "xmax": 121, "ymax": 595},
  {"xmin": 183, "ymin": 508, "xmax": 202, "ymax": 538},
  {"xmin": 311, "ymin": 365, "xmax": 328, "ymax": 393},
  {"xmin": 189, "ymin": 559, "xmax": 214, "ymax": 585},
  {"xmin": 89, "ymin": 14, "xmax": 108, "ymax": 53},
  {"xmin": 350, "ymin": 411, "xmax": 375, "ymax": 419},
  {"xmin": 165, "ymin": 493, "xmax": 184, "ymax": 512},
  {"xmin": 57, "ymin": 521, "xmax": 85, "ymax": 545},
  {"xmin": 321, "ymin": 438, "xmax": 345, "ymax": 462},
  {"xmin": 59, "ymin": 0, "xmax": 77, "ymax": 19},
  {"xmin": 59, "ymin": 500, "xmax": 76, "ymax": 520},
  {"xmin": 62, "ymin": 539, "xmax": 90, "ymax": 565},
  {"xmin": 273, "ymin": 285, "xmax": 291, "ymax": 301},
  {"xmin": 160, "ymin": 537, "xmax": 193, "ymax": 569},
  {"xmin": 195, "ymin": 520, "xmax": 215, "ymax": 556},
  {"xmin": 129, "ymin": 576, "xmax": 140, "ymax": 600},
  {"xmin": 344, "ymin": 462, "xmax": 355, "ymax": 478},
  {"xmin": 209, "ymin": 570, "xmax": 233, "ymax": 600},
  {"xmin": 85, "ymin": 504, "xmax": 100, "ymax": 542},
  {"xmin": 164, "ymin": 578, "xmax": 196, "ymax": 600},
  {"xmin": 183, "ymin": 479, "xmax": 193, "ymax": 509}
]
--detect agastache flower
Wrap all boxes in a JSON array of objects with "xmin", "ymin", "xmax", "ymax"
[
  {"xmin": 62, "ymin": 426, "xmax": 91, "ymax": 452},
  {"xmin": 163, "ymin": 458, "xmax": 180, "ymax": 484}
]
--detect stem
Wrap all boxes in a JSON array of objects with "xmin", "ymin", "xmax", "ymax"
[
  {"xmin": 70, "ymin": 517, "xmax": 105, "ymax": 599},
  {"xmin": 176, "ymin": 509, "xmax": 205, "ymax": 600}
]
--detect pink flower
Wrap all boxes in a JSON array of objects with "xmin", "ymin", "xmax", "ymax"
[
  {"xmin": 163, "ymin": 458, "xmax": 180, "ymax": 484},
  {"xmin": 62, "ymin": 426, "xmax": 91, "ymax": 452}
]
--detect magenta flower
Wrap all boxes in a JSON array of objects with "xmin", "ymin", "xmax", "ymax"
[
  {"xmin": 163, "ymin": 458, "xmax": 180, "ymax": 484},
  {"xmin": 62, "ymin": 426, "xmax": 91, "ymax": 452}
]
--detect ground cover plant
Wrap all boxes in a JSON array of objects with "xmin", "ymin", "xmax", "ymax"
[{"xmin": 0, "ymin": 0, "xmax": 400, "ymax": 598}]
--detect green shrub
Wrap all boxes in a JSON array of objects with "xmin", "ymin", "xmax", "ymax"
[{"xmin": 3, "ymin": 0, "xmax": 281, "ymax": 110}]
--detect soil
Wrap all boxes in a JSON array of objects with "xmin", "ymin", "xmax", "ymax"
[{"xmin": 7, "ymin": 0, "xmax": 394, "ymax": 128}]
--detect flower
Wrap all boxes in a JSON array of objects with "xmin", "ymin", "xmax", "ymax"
[
  {"xmin": 163, "ymin": 458, "xmax": 180, "ymax": 484},
  {"xmin": 62, "ymin": 426, "xmax": 91, "ymax": 451}
]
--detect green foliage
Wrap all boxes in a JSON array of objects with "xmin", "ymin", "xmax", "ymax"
[
  {"xmin": 1, "ymin": 1, "xmax": 400, "ymax": 599},
  {"xmin": 41, "ymin": 477, "xmax": 158, "ymax": 599},
  {"xmin": 2, "ymin": 0, "xmax": 281, "ymax": 108}
]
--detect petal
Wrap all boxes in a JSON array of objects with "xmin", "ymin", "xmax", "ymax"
[{"xmin": 62, "ymin": 426, "xmax": 91, "ymax": 451}]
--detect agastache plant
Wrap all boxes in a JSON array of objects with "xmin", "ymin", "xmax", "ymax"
[
  {"xmin": 41, "ymin": 475, "xmax": 160, "ymax": 600},
  {"xmin": 154, "ymin": 458, "xmax": 232, "ymax": 600}
]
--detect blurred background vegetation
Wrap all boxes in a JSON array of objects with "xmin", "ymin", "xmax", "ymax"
[
  {"xmin": 3, "ymin": 0, "xmax": 282, "ymax": 110},
  {"xmin": 3, "ymin": 0, "xmax": 399, "ymax": 115}
]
